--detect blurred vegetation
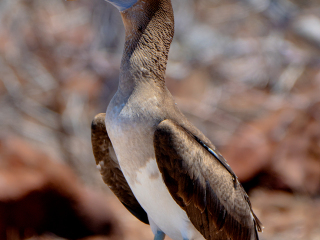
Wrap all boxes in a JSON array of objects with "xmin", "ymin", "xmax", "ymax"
[{"xmin": 0, "ymin": 0, "xmax": 320, "ymax": 239}]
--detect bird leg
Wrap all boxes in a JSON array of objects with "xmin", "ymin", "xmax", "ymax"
[{"xmin": 154, "ymin": 231, "xmax": 165, "ymax": 240}]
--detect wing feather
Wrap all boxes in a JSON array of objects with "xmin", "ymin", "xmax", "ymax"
[
  {"xmin": 154, "ymin": 119, "xmax": 262, "ymax": 240},
  {"xmin": 91, "ymin": 113, "xmax": 149, "ymax": 224}
]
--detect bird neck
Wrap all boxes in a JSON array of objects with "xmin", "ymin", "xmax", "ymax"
[{"xmin": 118, "ymin": 0, "xmax": 174, "ymax": 95}]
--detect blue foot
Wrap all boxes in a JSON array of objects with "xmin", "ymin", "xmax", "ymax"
[{"xmin": 154, "ymin": 231, "xmax": 165, "ymax": 240}]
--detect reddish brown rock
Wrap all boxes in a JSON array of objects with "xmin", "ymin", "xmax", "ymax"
[
  {"xmin": 0, "ymin": 136, "xmax": 122, "ymax": 240},
  {"xmin": 222, "ymin": 103, "xmax": 320, "ymax": 195}
]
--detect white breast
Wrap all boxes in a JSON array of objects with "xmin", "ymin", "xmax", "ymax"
[
  {"xmin": 133, "ymin": 158, "xmax": 187, "ymax": 239},
  {"xmin": 108, "ymin": 129, "xmax": 203, "ymax": 239},
  {"xmin": 105, "ymin": 99, "xmax": 204, "ymax": 240},
  {"xmin": 129, "ymin": 157, "xmax": 205, "ymax": 240}
]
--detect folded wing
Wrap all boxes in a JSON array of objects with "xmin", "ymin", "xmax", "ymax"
[{"xmin": 154, "ymin": 119, "xmax": 262, "ymax": 240}]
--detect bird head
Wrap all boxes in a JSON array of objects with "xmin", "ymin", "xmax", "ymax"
[
  {"xmin": 66, "ymin": 0, "xmax": 138, "ymax": 11},
  {"xmin": 106, "ymin": 0, "xmax": 138, "ymax": 11}
]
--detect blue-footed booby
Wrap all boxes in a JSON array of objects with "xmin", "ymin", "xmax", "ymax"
[{"xmin": 91, "ymin": 0, "xmax": 263, "ymax": 239}]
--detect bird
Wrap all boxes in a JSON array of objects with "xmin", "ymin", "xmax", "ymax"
[{"xmin": 91, "ymin": 0, "xmax": 263, "ymax": 239}]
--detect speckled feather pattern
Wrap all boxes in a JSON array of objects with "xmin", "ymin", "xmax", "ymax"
[{"xmin": 117, "ymin": 0, "xmax": 174, "ymax": 95}]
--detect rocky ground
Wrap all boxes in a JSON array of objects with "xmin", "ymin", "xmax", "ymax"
[{"xmin": 0, "ymin": 0, "xmax": 320, "ymax": 239}]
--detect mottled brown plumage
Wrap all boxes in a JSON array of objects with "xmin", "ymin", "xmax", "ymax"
[
  {"xmin": 154, "ymin": 119, "xmax": 262, "ymax": 240},
  {"xmin": 91, "ymin": 0, "xmax": 262, "ymax": 239},
  {"xmin": 118, "ymin": 0, "xmax": 174, "ymax": 95}
]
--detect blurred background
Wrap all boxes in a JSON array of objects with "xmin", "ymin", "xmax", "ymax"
[{"xmin": 0, "ymin": 0, "xmax": 320, "ymax": 239}]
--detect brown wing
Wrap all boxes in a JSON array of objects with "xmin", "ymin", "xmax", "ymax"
[
  {"xmin": 91, "ymin": 113, "xmax": 149, "ymax": 224},
  {"xmin": 153, "ymin": 119, "xmax": 262, "ymax": 240}
]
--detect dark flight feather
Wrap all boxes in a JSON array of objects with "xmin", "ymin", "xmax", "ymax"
[
  {"xmin": 91, "ymin": 113, "xmax": 149, "ymax": 225},
  {"xmin": 154, "ymin": 119, "xmax": 262, "ymax": 240}
]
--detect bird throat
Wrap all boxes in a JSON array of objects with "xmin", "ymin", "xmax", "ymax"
[{"xmin": 118, "ymin": 0, "xmax": 174, "ymax": 95}]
